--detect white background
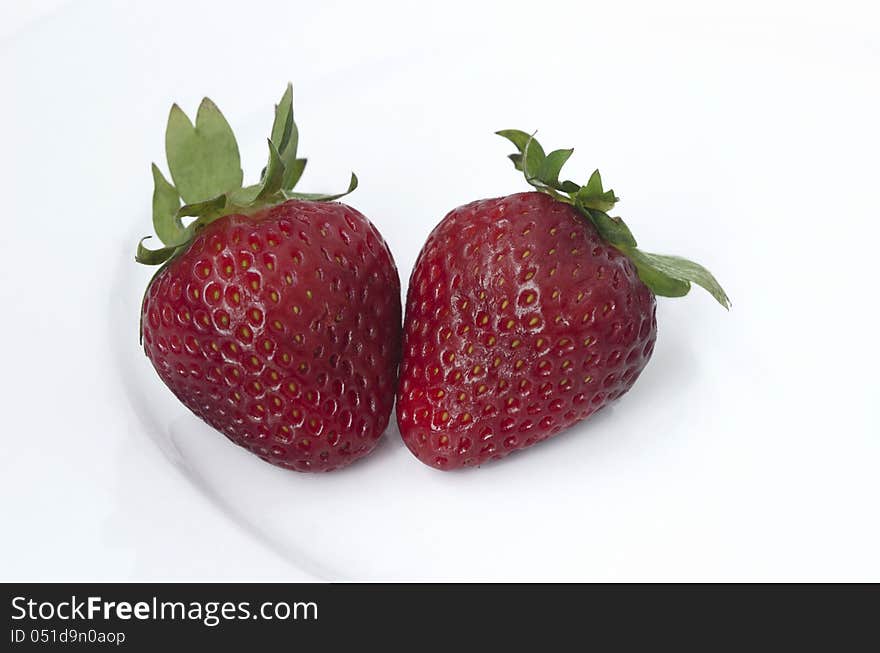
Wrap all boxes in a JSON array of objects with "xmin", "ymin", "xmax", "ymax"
[{"xmin": 1, "ymin": 0, "xmax": 878, "ymax": 581}]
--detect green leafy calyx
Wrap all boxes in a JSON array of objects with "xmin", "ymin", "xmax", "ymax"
[
  {"xmin": 136, "ymin": 84, "xmax": 358, "ymax": 266},
  {"xmin": 497, "ymin": 130, "xmax": 730, "ymax": 308}
]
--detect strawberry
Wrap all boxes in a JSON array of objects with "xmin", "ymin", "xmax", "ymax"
[
  {"xmin": 397, "ymin": 130, "xmax": 729, "ymax": 470},
  {"xmin": 137, "ymin": 85, "xmax": 401, "ymax": 472}
]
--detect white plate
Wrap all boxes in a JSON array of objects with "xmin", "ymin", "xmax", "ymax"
[{"xmin": 3, "ymin": 0, "xmax": 879, "ymax": 581}]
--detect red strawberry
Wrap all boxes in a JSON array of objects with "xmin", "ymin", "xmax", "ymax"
[
  {"xmin": 137, "ymin": 86, "xmax": 401, "ymax": 472},
  {"xmin": 397, "ymin": 130, "xmax": 728, "ymax": 470}
]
